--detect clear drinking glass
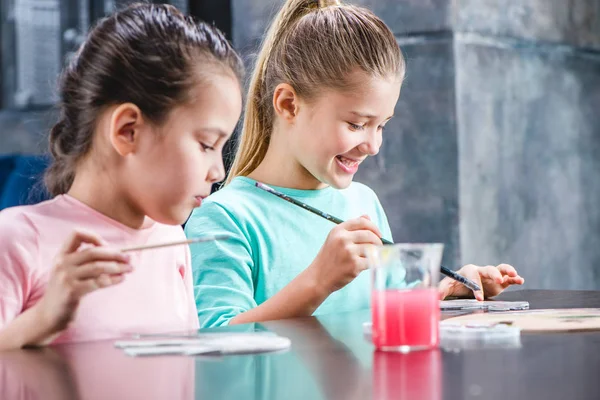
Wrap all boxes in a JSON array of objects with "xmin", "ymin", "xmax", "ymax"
[{"xmin": 369, "ymin": 243, "xmax": 444, "ymax": 352}]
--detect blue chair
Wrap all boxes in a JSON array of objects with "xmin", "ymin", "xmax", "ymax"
[{"xmin": 0, "ymin": 154, "xmax": 51, "ymax": 210}]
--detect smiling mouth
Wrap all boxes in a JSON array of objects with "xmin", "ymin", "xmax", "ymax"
[{"xmin": 335, "ymin": 155, "xmax": 361, "ymax": 168}]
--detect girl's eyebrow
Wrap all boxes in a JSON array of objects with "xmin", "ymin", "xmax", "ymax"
[
  {"xmin": 350, "ymin": 111, "xmax": 394, "ymax": 121},
  {"xmin": 196, "ymin": 128, "xmax": 228, "ymax": 137}
]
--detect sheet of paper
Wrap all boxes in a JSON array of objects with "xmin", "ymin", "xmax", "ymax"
[
  {"xmin": 124, "ymin": 345, "xmax": 217, "ymax": 357},
  {"xmin": 116, "ymin": 333, "xmax": 291, "ymax": 357},
  {"xmin": 442, "ymin": 308, "xmax": 600, "ymax": 332}
]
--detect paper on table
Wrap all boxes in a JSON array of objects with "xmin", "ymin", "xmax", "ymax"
[
  {"xmin": 115, "ymin": 339, "xmax": 216, "ymax": 348},
  {"xmin": 442, "ymin": 308, "xmax": 600, "ymax": 332},
  {"xmin": 124, "ymin": 345, "xmax": 218, "ymax": 357},
  {"xmin": 117, "ymin": 333, "xmax": 292, "ymax": 357},
  {"xmin": 130, "ymin": 331, "xmax": 277, "ymax": 340}
]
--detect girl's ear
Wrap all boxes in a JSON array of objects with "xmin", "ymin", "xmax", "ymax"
[
  {"xmin": 273, "ymin": 83, "xmax": 300, "ymax": 123},
  {"xmin": 109, "ymin": 103, "xmax": 145, "ymax": 156}
]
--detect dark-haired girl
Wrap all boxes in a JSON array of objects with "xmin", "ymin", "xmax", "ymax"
[{"xmin": 0, "ymin": 3, "xmax": 243, "ymax": 349}]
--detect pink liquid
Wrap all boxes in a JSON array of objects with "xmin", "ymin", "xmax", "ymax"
[
  {"xmin": 371, "ymin": 288, "xmax": 439, "ymax": 349},
  {"xmin": 373, "ymin": 348, "xmax": 442, "ymax": 400}
]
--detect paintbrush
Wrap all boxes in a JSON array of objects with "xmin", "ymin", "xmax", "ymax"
[
  {"xmin": 255, "ymin": 182, "xmax": 481, "ymax": 292},
  {"xmin": 120, "ymin": 234, "xmax": 231, "ymax": 253}
]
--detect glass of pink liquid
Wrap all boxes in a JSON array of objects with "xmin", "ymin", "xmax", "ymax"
[{"xmin": 368, "ymin": 243, "xmax": 444, "ymax": 352}]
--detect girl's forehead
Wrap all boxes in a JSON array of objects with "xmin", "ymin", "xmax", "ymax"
[
  {"xmin": 345, "ymin": 69, "xmax": 400, "ymax": 89},
  {"xmin": 314, "ymin": 74, "xmax": 401, "ymax": 110}
]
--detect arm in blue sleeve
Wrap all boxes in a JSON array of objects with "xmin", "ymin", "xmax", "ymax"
[{"xmin": 184, "ymin": 202, "xmax": 257, "ymax": 328}]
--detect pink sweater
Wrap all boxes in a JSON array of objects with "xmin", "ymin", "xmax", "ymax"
[{"xmin": 0, "ymin": 195, "xmax": 199, "ymax": 344}]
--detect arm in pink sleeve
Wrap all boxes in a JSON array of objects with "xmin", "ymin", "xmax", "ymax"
[
  {"xmin": 0, "ymin": 208, "xmax": 61, "ymax": 350},
  {"xmin": 0, "ymin": 210, "xmax": 40, "ymax": 328}
]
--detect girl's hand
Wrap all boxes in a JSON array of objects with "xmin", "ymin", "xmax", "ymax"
[
  {"xmin": 439, "ymin": 264, "xmax": 525, "ymax": 301},
  {"xmin": 36, "ymin": 230, "xmax": 133, "ymax": 336},
  {"xmin": 309, "ymin": 216, "xmax": 382, "ymax": 295}
]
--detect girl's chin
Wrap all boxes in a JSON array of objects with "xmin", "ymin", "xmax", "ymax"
[{"xmin": 321, "ymin": 173, "xmax": 354, "ymax": 190}]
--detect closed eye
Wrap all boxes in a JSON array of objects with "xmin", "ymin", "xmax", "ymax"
[{"xmin": 200, "ymin": 143, "xmax": 215, "ymax": 152}]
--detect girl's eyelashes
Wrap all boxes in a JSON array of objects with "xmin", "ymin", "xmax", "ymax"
[
  {"xmin": 348, "ymin": 122, "xmax": 365, "ymax": 131},
  {"xmin": 348, "ymin": 122, "xmax": 388, "ymax": 132},
  {"xmin": 200, "ymin": 143, "xmax": 215, "ymax": 152}
]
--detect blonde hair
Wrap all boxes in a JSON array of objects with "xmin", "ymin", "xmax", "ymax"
[{"xmin": 226, "ymin": 0, "xmax": 405, "ymax": 183}]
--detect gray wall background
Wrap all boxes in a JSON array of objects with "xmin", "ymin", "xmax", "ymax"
[
  {"xmin": 231, "ymin": 0, "xmax": 600, "ymax": 289},
  {"xmin": 1, "ymin": 0, "xmax": 598, "ymax": 289}
]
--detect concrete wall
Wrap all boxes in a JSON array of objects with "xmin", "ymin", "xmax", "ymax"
[{"xmin": 455, "ymin": 1, "xmax": 600, "ymax": 288}]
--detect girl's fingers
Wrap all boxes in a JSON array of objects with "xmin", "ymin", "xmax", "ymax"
[
  {"xmin": 76, "ymin": 274, "xmax": 126, "ymax": 296},
  {"xmin": 438, "ymin": 279, "xmax": 454, "ymax": 300},
  {"xmin": 349, "ymin": 230, "xmax": 384, "ymax": 246},
  {"xmin": 458, "ymin": 265, "xmax": 492, "ymax": 300},
  {"xmin": 68, "ymin": 247, "xmax": 130, "ymax": 267},
  {"xmin": 73, "ymin": 261, "xmax": 133, "ymax": 280},
  {"xmin": 60, "ymin": 229, "xmax": 107, "ymax": 254},
  {"xmin": 497, "ymin": 264, "xmax": 518, "ymax": 277},
  {"xmin": 503, "ymin": 276, "xmax": 525, "ymax": 285},
  {"xmin": 357, "ymin": 258, "xmax": 370, "ymax": 272},
  {"xmin": 342, "ymin": 217, "xmax": 382, "ymax": 238},
  {"xmin": 477, "ymin": 265, "xmax": 504, "ymax": 284}
]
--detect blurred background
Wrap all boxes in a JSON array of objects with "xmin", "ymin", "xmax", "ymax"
[{"xmin": 0, "ymin": 0, "xmax": 598, "ymax": 290}]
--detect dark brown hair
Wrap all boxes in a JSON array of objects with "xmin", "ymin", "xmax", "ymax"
[{"xmin": 45, "ymin": 3, "xmax": 244, "ymax": 196}]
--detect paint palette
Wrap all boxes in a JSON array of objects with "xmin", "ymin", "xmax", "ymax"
[
  {"xmin": 362, "ymin": 320, "xmax": 522, "ymax": 350},
  {"xmin": 440, "ymin": 322, "xmax": 522, "ymax": 350},
  {"xmin": 440, "ymin": 299, "xmax": 530, "ymax": 311}
]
